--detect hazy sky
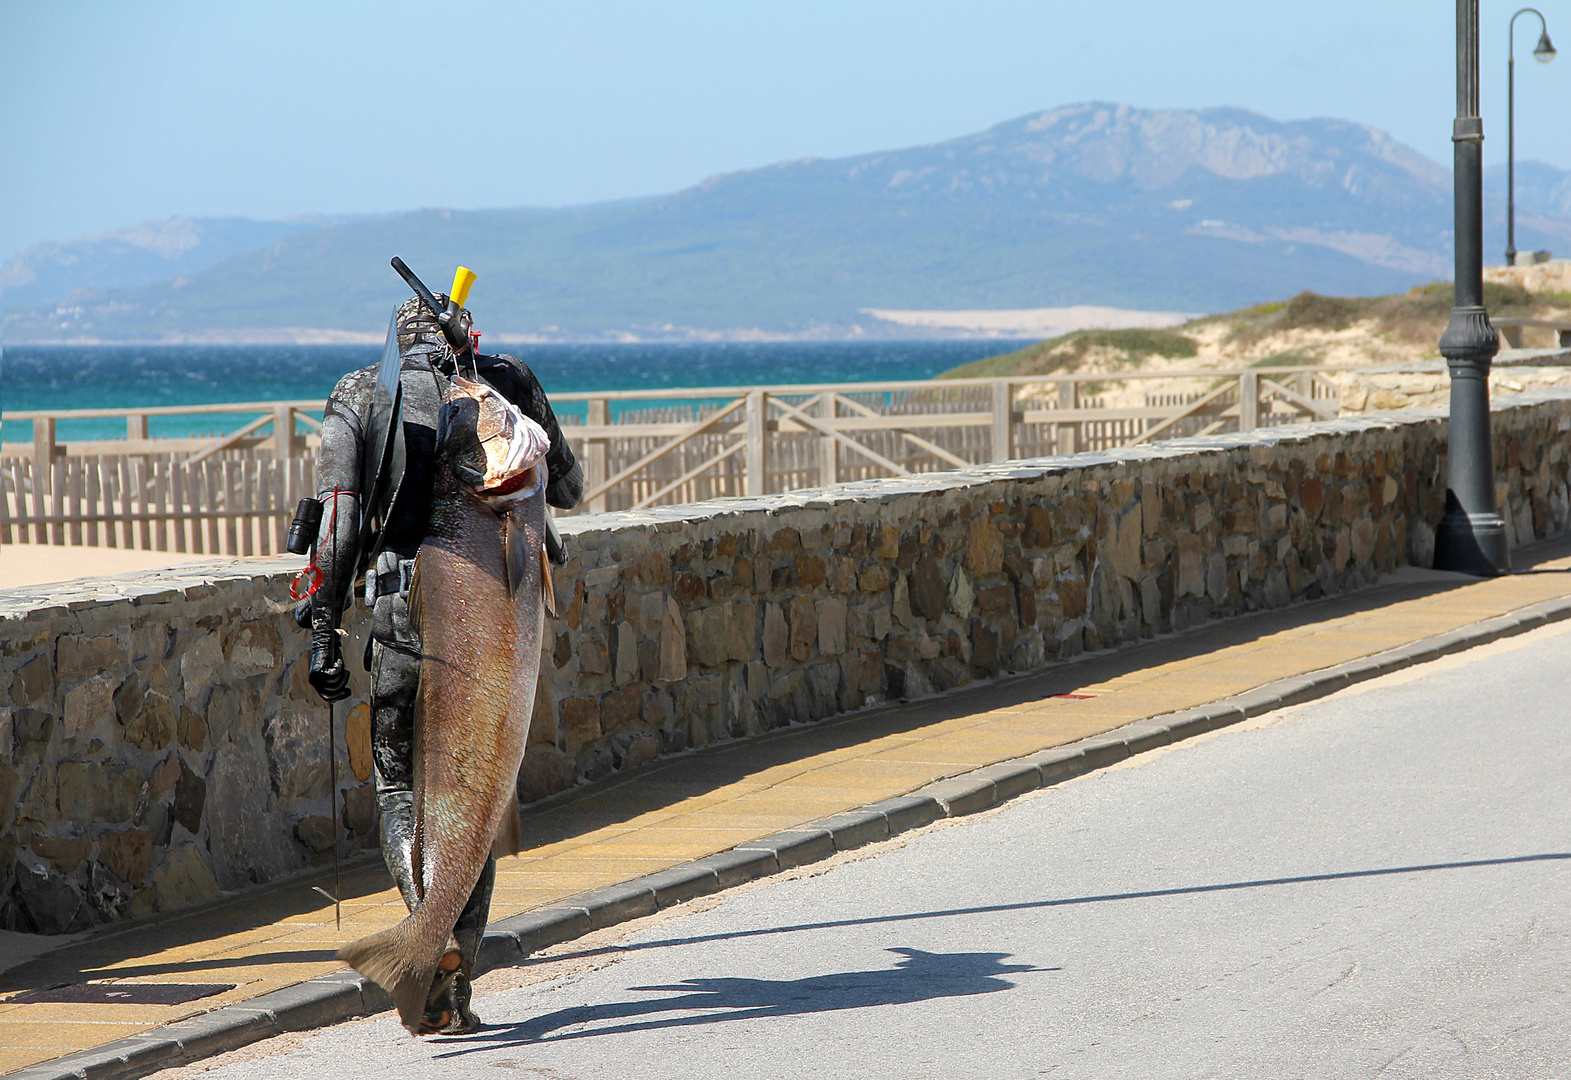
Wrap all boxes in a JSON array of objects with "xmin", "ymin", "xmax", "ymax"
[{"xmin": 2, "ymin": 1, "xmax": 1567, "ymax": 261}]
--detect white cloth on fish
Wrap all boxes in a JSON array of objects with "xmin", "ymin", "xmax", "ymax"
[{"xmin": 494, "ymin": 407, "xmax": 551, "ymax": 481}]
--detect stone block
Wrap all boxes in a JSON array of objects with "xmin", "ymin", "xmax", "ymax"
[
  {"xmin": 658, "ymin": 597, "xmax": 687, "ymax": 682},
  {"xmin": 296, "ymin": 815, "xmax": 337, "ymax": 853},
  {"xmin": 1057, "ymin": 576, "xmax": 1087, "ymax": 619},
  {"xmin": 575, "ymin": 881, "xmax": 658, "ymax": 928},
  {"xmin": 863, "ymin": 794, "xmax": 945, "ymax": 834},
  {"xmin": 639, "ymin": 863, "xmax": 721, "ymax": 907},
  {"xmin": 917, "ymin": 775, "xmax": 996, "ymax": 816},
  {"xmin": 859, "ymin": 563, "xmax": 891, "ymax": 593},
  {"xmin": 762, "ymin": 603, "xmax": 789, "ymax": 667},
  {"xmin": 788, "ymin": 594, "xmax": 817, "ymax": 662},
  {"xmin": 206, "ymin": 733, "xmax": 299, "ymax": 889},
  {"xmin": 343, "ymin": 701, "xmax": 372, "ymax": 783},
  {"xmin": 964, "ymin": 517, "xmax": 1004, "ymax": 577},
  {"xmin": 57, "ymin": 762, "xmax": 144, "ymax": 824},
  {"xmin": 126, "ymin": 688, "xmax": 178, "ymax": 752},
  {"xmin": 491, "ymin": 906, "xmax": 592, "ymax": 955},
  {"xmin": 686, "ymin": 847, "xmax": 779, "ymax": 888},
  {"xmin": 9, "ymin": 654, "xmax": 53, "ymax": 708},
  {"xmin": 1205, "ymin": 553, "xmax": 1228, "ymax": 604},
  {"xmin": 99, "ymin": 828, "xmax": 152, "ymax": 886},
  {"xmin": 57, "ymin": 633, "xmax": 126, "ymax": 678},
  {"xmin": 814, "ymin": 810, "xmax": 889, "ymax": 850},
  {"xmin": 13, "ymin": 860, "xmax": 87, "ymax": 934},
  {"xmin": 149, "ymin": 753, "xmax": 181, "ymax": 796},
  {"xmin": 148, "ymin": 841, "xmax": 221, "ymax": 912},
  {"xmin": 518, "ymin": 749, "xmax": 576, "ymax": 804},
  {"xmin": 1108, "ymin": 505, "xmax": 1142, "ymax": 579},
  {"xmin": 621, "ymin": 733, "xmax": 660, "ymax": 770},
  {"xmin": 265, "ymin": 708, "xmax": 329, "ymax": 806},
  {"xmin": 1350, "ymin": 516, "xmax": 1376, "ymax": 566},
  {"xmin": 559, "ymin": 697, "xmax": 603, "ymax": 754},
  {"xmin": 1176, "ymin": 530, "xmax": 1204, "ymax": 597},
  {"xmin": 173, "ymin": 758, "xmax": 206, "ymax": 835},
  {"xmin": 180, "ymin": 634, "xmax": 225, "ymax": 692},
  {"xmin": 976, "ymin": 583, "xmax": 1013, "ymax": 617},
  {"xmin": 578, "ymin": 634, "xmax": 610, "ymax": 675},
  {"xmin": 738, "ymin": 828, "xmax": 834, "ymax": 869},
  {"xmin": 0, "ymin": 763, "xmax": 17, "ymax": 830},
  {"xmin": 205, "ymin": 683, "xmax": 240, "ymax": 741},
  {"xmin": 343, "ymin": 782, "xmax": 377, "ymax": 836},
  {"xmin": 15, "ymin": 766, "xmax": 58, "ymax": 827},
  {"xmin": 817, "ymin": 597, "xmax": 848, "ymax": 656},
  {"xmin": 613, "ymin": 621, "xmax": 638, "ymax": 685},
  {"xmin": 971, "ymin": 623, "xmax": 1001, "ymax": 675},
  {"xmin": 62, "ymin": 672, "xmax": 118, "ymax": 738},
  {"xmin": 796, "ymin": 552, "xmax": 827, "ymax": 588},
  {"xmin": 908, "ymin": 557, "xmax": 947, "ymax": 621},
  {"xmin": 673, "ymin": 571, "xmax": 706, "ymax": 604},
  {"xmin": 948, "ymin": 568, "xmax": 974, "ymax": 620},
  {"xmin": 178, "ymin": 703, "xmax": 208, "ymax": 752},
  {"xmin": 228, "ymin": 621, "xmax": 281, "ymax": 676},
  {"xmin": 600, "ymin": 684, "xmax": 642, "ymax": 732},
  {"xmin": 32, "ymin": 833, "xmax": 91, "ymax": 874}
]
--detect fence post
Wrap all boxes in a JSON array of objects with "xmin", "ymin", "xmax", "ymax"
[
  {"xmin": 1238, "ymin": 369, "xmax": 1260, "ymax": 431},
  {"xmin": 587, "ymin": 397, "xmax": 609, "ymax": 512},
  {"xmin": 1056, "ymin": 381, "xmax": 1079, "ymax": 455},
  {"xmin": 991, "ymin": 381, "xmax": 1015, "ymax": 463},
  {"xmin": 816, "ymin": 392, "xmax": 837, "ymax": 486},
  {"xmin": 272, "ymin": 405, "xmax": 296, "ymax": 459},
  {"xmin": 745, "ymin": 390, "xmax": 767, "ymax": 497},
  {"xmin": 34, "ymin": 417, "xmax": 56, "ymax": 495},
  {"xmin": 127, "ymin": 413, "xmax": 149, "ymax": 441}
]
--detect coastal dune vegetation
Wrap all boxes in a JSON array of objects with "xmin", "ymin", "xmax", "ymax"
[{"xmin": 939, "ymin": 276, "xmax": 1571, "ymax": 382}]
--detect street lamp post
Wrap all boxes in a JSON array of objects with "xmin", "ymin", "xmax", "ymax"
[
  {"xmin": 1505, "ymin": 7, "xmax": 1557, "ymax": 267},
  {"xmin": 1434, "ymin": 0, "xmax": 1509, "ymax": 575}
]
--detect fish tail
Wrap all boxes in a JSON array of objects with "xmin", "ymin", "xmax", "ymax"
[{"xmin": 338, "ymin": 915, "xmax": 445, "ymax": 1035}]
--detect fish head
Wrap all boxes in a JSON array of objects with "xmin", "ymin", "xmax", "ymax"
[{"xmin": 437, "ymin": 375, "xmax": 551, "ymax": 504}]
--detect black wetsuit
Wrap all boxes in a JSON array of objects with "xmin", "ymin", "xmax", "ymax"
[{"xmin": 308, "ymin": 310, "xmax": 580, "ymax": 1031}]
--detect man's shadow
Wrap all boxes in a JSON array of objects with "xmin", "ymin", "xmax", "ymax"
[{"xmin": 437, "ymin": 948, "xmax": 1048, "ymax": 1054}]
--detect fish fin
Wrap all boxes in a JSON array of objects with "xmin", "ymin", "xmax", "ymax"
[
  {"xmin": 540, "ymin": 544, "xmax": 558, "ymax": 618},
  {"xmin": 504, "ymin": 514, "xmax": 530, "ymax": 598},
  {"xmin": 338, "ymin": 917, "xmax": 443, "ymax": 1036},
  {"xmin": 406, "ymin": 552, "xmax": 424, "ymax": 630},
  {"xmin": 491, "ymin": 788, "xmax": 522, "ymax": 859}
]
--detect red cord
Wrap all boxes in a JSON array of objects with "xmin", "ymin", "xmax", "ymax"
[{"xmin": 289, "ymin": 489, "xmax": 343, "ymax": 600}]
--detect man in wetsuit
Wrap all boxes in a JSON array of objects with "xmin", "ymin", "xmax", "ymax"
[{"xmin": 302, "ymin": 292, "xmax": 581, "ymax": 1033}]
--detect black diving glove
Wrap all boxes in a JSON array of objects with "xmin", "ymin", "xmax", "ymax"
[{"xmin": 308, "ymin": 631, "xmax": 351, "ymax": 702}]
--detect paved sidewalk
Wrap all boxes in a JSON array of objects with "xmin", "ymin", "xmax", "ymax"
[{"xmin": 6, "ymin": 540, "xmax": 1571, "ymax": 1077}]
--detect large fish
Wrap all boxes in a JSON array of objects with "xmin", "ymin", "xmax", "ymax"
[{"xmin": 339, "ymin": 374, "xmax": 554, "ymax": 1034}]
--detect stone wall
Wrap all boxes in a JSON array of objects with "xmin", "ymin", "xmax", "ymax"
[
  {"xmin": 1337, "ymin": 360, "xmax": 1571, "ymax": 415},
  {"xmin": 6, "ymin": 390, "xmax": 1571, "ymax": 934}
]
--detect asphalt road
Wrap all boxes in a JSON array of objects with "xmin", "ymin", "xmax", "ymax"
[{"xmin": 170, "ymin": 624, "xmax": 1571, "ymax": 1079}]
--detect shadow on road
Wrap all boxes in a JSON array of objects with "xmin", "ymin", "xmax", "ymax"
[
  {"xmin": 542, "ymin": 852, "xmax": 1571, "ymax": 966},
  {"xmin": 437, "ymin": 948, "xmax": 1048, "ymax": 1053}
]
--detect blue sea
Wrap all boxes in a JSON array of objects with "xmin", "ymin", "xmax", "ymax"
[{"xmin": 0, "ymin": 340, "xmax": 1017, "ymax": 443}]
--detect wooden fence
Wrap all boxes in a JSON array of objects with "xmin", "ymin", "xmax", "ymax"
[{"xmin": 1, "ymin": 369, "xmax": 1342, "ymax": 552}]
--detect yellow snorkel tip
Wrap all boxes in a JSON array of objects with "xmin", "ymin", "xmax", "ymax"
[{"xmin": 449, "ymin": 266, "xmax": 477, "ymax": 309}]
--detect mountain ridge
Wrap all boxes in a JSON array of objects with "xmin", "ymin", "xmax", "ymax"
[{"xmin": 7, "ymin": 103, "xmax": 1571, "ymax": 343}]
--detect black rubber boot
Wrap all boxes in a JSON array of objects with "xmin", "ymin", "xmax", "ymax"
[{"xmin": 422, "ymin": 859, "xmax": 494, "ymax": 1035}]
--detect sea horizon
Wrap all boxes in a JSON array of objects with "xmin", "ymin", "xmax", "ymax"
[{"xmin": 1, "ymin": 339, "xmax": 1018, "ymax": 443}]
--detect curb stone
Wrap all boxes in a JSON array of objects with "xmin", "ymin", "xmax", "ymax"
[{"xmin": 15, "ymin": 592, "xmax": 1571, "ymax": 1080}]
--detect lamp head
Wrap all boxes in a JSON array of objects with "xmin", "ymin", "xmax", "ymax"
[{"xmin": 1534, "ymin": 30, "xmax": 1556, "ymax": 62}]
